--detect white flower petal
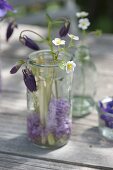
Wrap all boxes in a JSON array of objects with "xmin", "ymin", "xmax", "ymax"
[
  {"xmin": 76, "ymin": 11, "xmax": 89, "ymax": 18},
  {"xmin": 68, "ymin": 34, "xmax": 79, "ymax": 40}
]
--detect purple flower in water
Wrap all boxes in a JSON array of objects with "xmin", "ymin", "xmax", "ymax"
[
  {"xmin": 101, "ymin": 114, "xmax": 113, "ymax": 129},
  {"xmin": 55, "ymin": 118, "xmax": 71, "ymax": 139},
  {"xmin": 6, "ymin": 20, "xmax": 18, "ymax": 41},
  {"xmin": 19, "ymin": 35, "xmax": 40, "ymax": 51},
  {"xmin": 47, "ymin": 98, "xmax": 71, "ymax": 138},
  {"xmin": 0, "ymin": 0, "xmax": 14, "ymax": 18},
  {"xmin": 99, "ymin": 98, "xmax": 113, "ymax": 114},
  {"xmin": 22, "ymin": 69, "xmax": 37, "ymax": 92},
  {"xmin": 99, "ymin": 97, "xmax": 113, "ymax": 129},
  {"xmin": 59, "ymin": 20, "xmax": 70, "ymax": 37},
  {"xmin": 27, "ymin": 113, "xmax": 42, "ymax": 139},
  {"xmin": 49, "ymin": 98, "xmax": 70, "ymax": 116}
]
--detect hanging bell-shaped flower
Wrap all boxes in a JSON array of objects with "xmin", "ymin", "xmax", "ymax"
[
  {"xmin": 22, "ymin": 69, "xmax": 37, "ymax": 92},
  {"xmin": 59, "ymin": 20, "xmax": 70, "ymax": 37},
  {"xmin": 20, "ymin": 35, "xmax": 40, "ymax": 51},
  {"xmin": 10, "ymin": 64, "xmax": 21, "ymax": 74},
  {"xmin": 6, "ymin": 20, "xmax": 18, "ymax": 41}
]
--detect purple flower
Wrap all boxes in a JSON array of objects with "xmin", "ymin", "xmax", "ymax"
[
  {"xmin": 22, "ymin": 69, "xmax": 37, "ymax": 92},
  {"xmin": 27, "ymin": 113, "xmax": 42, "ymax": 139},
  {"xmin": 55, "ymin": 118, "xmax": 71, "ymax": 139},
  {"xmin": 99, "ymin": 99, "xmax": 113, "ymax": 114},
  {"xmin": 6, "ymin": 20, "xmax": 18, "ymax": 41},
  {"xmin": 19, "ymin": 35, "xmax": 40, "ymax": 51},
  {"xmin": 99, "ymin": 98, "xmax": 113, "ymax": 129},
  {"xmin": 0, "ymin": 0, "xmax": 14, "ymax": 18},
  {"xmin": 101, "ymin": 114, "xmax": 113, "ymax": 129},
  {"xmin": 59, "ymin": 21, "xmax": 70, "ymax": 37},
  {"xmin": 47, "ymin": 98, "xmax": 71, "ymax": 138},
  {"xmin": 49, "ymin": 98, "xmax": 70, "ymax": 115},
  {"xmin": 10, "ymin": 64, "xmax": 21, "ymax": 74}
]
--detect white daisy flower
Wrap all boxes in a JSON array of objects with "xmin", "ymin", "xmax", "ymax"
[
  {"xmin": 68, "ymin": 34, "xmax": 79, "ymax": 40},
  {"xmin": 78, "ymin": 18, "xmax": 90, "ymax": 30},
  {"xmin": 76, "ymin": 11, "xmax": 89, "ymax": 18},
  {"xmin": 66, "ymin": 61, "xmax": 76, "ymax": 73},
  {"xmin": 52, "ymin": 38, "xmax": 65, "ymax": 46}
]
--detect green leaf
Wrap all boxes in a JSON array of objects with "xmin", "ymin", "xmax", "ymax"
[{"xmin": 17, "ymin": 59, "xmax": 25, "ymax": 65}]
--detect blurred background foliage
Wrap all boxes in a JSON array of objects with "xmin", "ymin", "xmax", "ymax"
[
  {"xmin": 9, "ymin": 0, "xmax": 113, "ymax": 33},
  {"xmin": 76, "ymin": 0, "xmax": 113, "ymax": 33}
]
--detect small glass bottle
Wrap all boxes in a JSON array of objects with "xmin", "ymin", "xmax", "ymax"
[{"xmin": 72, "ymin": 45, "xmax": 97, "ymax": 117}]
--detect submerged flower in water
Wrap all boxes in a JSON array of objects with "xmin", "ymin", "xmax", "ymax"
[
  {"xmin": 22, "ymin": 69, "xmax": 37, "ymax": 92},
  {"xmin": 59, "ymin": 20, "xmax": 70, "ymax": 37},
  {"xmin": 99, "ymin": 97, "xmax": 113, "ymax": 129},
  {"xmin": 52, "ymin": 38, "xmax": 65, "ymax": 46},
  {"xmin": 66, "ymin": 61, "xmax": 76, "ymax": 73},
  {"xmin": 68, "ymin": 33, "xmax": 79, "ymax": 40},
  {"xmin": 76, "ymin": 11, "xmax": 89, "ymax": 18},
  {"xmin": 78, "ymin": 18, "xmax": 90, "ymax": 30},
  {"xmin": 0, "ymin": 0, "xmax": 14, "ymax": 18},
  {"xmin": 19, "ymin": 35, "xmax": 40, "ymax": 51},
  {"xmin": 27, "ymin": 113, "xmax": 42, "ymax": 139},
  {"xmin": 99, "ymin": 97, "xmax": 113, "ymax": 114},
  {"xmin": 6, "ymin": 20, "xmax": 18, "ymax": 41}
]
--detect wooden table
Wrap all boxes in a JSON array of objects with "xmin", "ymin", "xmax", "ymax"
[{"xmin": 1, "ymin": 24, "xmax": 113, "ymax": 169}]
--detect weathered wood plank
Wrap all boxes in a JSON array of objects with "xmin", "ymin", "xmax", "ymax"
[{"xmin": 0, "ymin": 153, "xmax": 98, "ymax": 170}]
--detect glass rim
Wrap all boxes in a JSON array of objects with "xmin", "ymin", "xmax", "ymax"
[{"xmin": 28, "ymin": 49, "xmax": 71, "ymax": 68}]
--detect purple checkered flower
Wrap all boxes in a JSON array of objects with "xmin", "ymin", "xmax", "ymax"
[
  {"xmin": 99, "ymin": 97, "xmax": 113, "ymax": 129},
  {"xmin": 0, "ymin": 0, "xmax": 14, "ymax": 18}
]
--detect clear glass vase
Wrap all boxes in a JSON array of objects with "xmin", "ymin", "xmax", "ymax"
[
  {"xmin": 27, "ymin": 50, "xmax": 74, "ymax": 148},
  {"xmin": 72, "ymin": 45, "xmax": 97, "ymax": 118}
]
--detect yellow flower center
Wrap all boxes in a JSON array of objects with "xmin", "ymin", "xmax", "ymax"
[
  {"xmin": 56, "ymin": 38, "xmax": 61, "ymax": 45},
  {"xmin": 67, "ymin": 63, "xmax": 73, "ymax": 70}
]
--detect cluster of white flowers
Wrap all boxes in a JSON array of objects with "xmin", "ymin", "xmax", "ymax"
[
  {"xmin": 76, "ymin": 11, "xmax": 90, "ymax": 30},
  {"xmin": 52, "ymin": 34, "xmax": 79, "ymax": 73}
]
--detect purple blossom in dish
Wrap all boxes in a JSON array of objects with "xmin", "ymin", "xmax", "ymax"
[
  {"xmin": 27, "ymin": 113, "xmax": 42, "ymax": 139},
  {"xmin": 99, "ymin": 99, "xmax": 113, "ymax": 114},
  {"xmin": 99, "ymin": 98, "xmax": 113, "ymax": 129},
  {"xmin": 0, "ymin": 0, "xmax": 14, "ymax": 18},
  {"xmin": 101, "ymin": 114, "xmax": 113, "ymax": 129}
]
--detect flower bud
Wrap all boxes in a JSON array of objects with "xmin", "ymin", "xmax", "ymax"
[
  {"xmin": 20, "ymin": 35, "xmax": 40, "ymax": 51},
  {"xmin": 59, "ymin": 21, "xmax": 70, "ymax": 37},
  {"xmin": 6, "ymin": 20, "xmax": 17, "ymax": 41},
  {"xmin": 10, "ymin": 64, "xmax": 21, "ymax": 74},
  {"xmin": 22, "ymin": 69, "xmax": 37, "ymax": 92}
]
